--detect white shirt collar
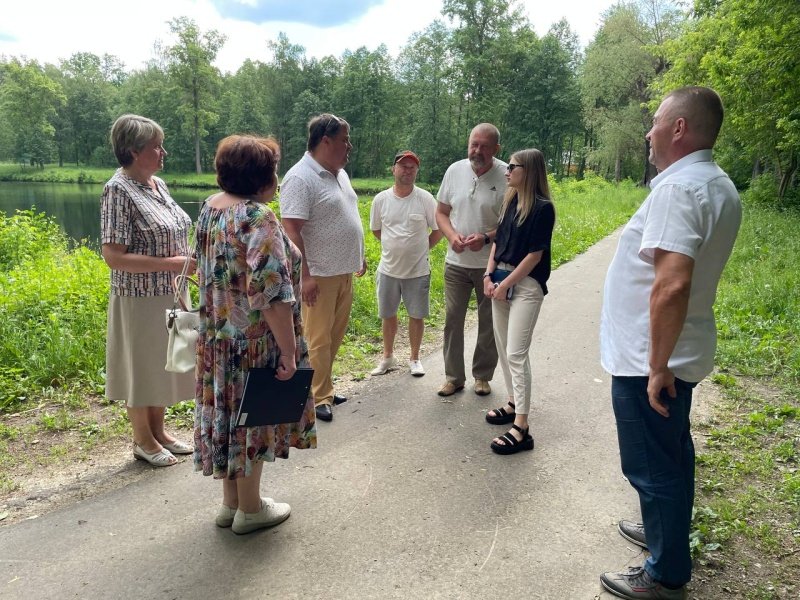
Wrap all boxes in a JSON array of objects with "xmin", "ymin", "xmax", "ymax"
[{"xmin": 650, "ymin": 149, "xmax": 714, "ymax": 189}]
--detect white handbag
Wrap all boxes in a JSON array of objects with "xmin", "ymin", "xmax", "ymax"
[{"xmin": 165, "ymin": 251, "xmax": 199, "ymax": 373}]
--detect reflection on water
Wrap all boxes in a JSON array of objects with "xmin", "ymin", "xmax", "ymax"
[{"xmin": 0, "ymin": 181, "xmax": 211, "ymax": 246}]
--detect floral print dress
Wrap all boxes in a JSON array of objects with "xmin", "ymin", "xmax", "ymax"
[{"xmin": 193, "ymin": 200, "xmax": 316, "ymax": 479}]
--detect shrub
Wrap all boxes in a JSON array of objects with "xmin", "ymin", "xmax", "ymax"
[{"xmin": 0, "ymin": 209, "xmax": 109, "ymax": 412}]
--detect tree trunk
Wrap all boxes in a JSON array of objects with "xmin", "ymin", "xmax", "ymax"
[
  {"xmin": 193, "ymin": 79, "xmax": 202, "ymax": 175},
  {"xmin": 778, "ymin": 153, "xmax": 797, "ymax": 199},
  {"xmin": 577, "ymin": 128, "xmax": 591, "ymax": 180},
  {"xmin": 751, "ymin": 157, "xmax": 762, "ymax": 179},
  {"xmin": 566, "ymin": 135, "xmax": 574, "ymax": 177},
  {"xmin": 640, "ymin": 139, "xmax": 653, "ymax": 187}
]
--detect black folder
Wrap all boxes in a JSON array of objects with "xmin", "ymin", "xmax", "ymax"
[{"xmin": 235, "ymin": 367, "xmax": 314, "ymax": 427}]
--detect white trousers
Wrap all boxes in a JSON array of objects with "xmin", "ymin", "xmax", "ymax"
[{"xmin": 491, "ymin": 271, "xmax": 544, "ymax": 415}]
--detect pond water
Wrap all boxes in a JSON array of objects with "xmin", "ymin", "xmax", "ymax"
[{"xmin": 0, "ymin": 181, "xmax": 212, "ymax": 246}]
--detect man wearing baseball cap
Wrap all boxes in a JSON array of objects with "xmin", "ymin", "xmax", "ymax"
[{"xmin": 369, "ymin": 151, "xmax": 443, "ymax": 377}]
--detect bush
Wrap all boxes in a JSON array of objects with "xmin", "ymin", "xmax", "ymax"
[
  {"xmin": 0, "ymin": 209, "xmax": 109, "ymax": 412},
  {"xmin": 744, "ymin": 174, "xmax": 800, "ymax": 211}
]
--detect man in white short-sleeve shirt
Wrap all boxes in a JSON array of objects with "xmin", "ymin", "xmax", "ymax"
[
  {"xmin": 435, "ymin": 123, "xmax": 507, "ymax": 397},
  {"xmin": 369, "ymin": 150, "xmax": 443, "ymax": 378},
  {"xmin": 280, "ymin": 113, "xmax": 366, "ymax": 423},
  {"xmin": 599, "ymin": 87, "xmax": 741, "ymax": 600}
]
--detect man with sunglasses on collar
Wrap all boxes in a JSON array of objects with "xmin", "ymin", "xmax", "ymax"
[
  {"xmin": 435, "ymin": 123, "xmax": 507, "ymax": 398},
  {"xmin": 281, "ymin": 113, "xmax": 367, "ymax": 423}
]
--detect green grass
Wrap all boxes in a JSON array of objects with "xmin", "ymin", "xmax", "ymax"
[
  {"xmin": 687, "ymin": 193, "xmax": 800, "ymax": 597},
  {"xmin": 714, "ymin": 204, "xmax": 800, "ymax": 385}
]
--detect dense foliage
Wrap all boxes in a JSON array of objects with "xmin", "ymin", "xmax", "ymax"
[
  {"xmin": 0, "ymin": 0, "xmax": 796, "ymax": 198},
  {"xmin": 0, "ymin": 210, "xmax": 109, "ymax": 410}
]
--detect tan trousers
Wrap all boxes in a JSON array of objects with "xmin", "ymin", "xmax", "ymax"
[
  {"xmin": 302, "ymin": 273, "xmax": 353, "ymax": 407},
  {"xmin": 491, "ymin": 273, "xmax": 544, "ymax": 415}
]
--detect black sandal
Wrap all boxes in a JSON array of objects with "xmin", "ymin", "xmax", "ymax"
[
  {"xmin": 485, "ymin": 401, "xmax": 516, "ymax": 425},
  {"xmin": 490, "ymin": 424, "xmax": 534, "ymax": 455}
]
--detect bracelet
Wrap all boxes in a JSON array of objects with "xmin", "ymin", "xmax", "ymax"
[
  {"xmin": 483, "ymin": 273, "xmax": 492, "ymax": 279},
  {"xmin": 483, "ymin": 233, "xmax": 491, "ymax": 245}
]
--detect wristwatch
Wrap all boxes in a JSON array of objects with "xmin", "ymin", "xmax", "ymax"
[{"xmin": 483, "ymin": 233, "xmax": 490, "ymax": 245}]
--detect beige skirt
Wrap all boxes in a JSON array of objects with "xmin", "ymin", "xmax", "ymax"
[{"xmin": 105, "ymin": 294, "xmax": 195, "ymax": 408}]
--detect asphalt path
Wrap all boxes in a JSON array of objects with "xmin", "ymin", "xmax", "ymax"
[{"xmin": 0, "ymin": 230, "xmax": 654, "ymax": 599}]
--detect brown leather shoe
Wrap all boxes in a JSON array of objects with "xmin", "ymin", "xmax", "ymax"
[
  {"xmin": 474, "ymin": 379, "xmax": 491, "ymax": 396},
  {"xmin": 437, "ymin": 381, "xmax": 464, "ymax": 397}
]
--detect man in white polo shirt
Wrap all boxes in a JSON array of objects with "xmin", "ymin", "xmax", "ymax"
[
  {"xmin": 280, "ymin": 113, "xmax": 366, "ymax": 423},
  {"xmin": 599, "ymin": 87, "xmax": 741, "ymax": 599},
  {"xmin": 435, "ymin": 123, "xmax": 507, "ymax": 397},
  {"xmin": 369, "ymin": 150, "xmax": 443, "ymax": 378}
]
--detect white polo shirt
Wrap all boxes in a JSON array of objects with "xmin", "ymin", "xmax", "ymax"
[
  {"xmin": 279, "ymin": 152, "xmax": 365, "ymax": 277},
  {"xmin": 370, "ymin": 186, "xmax": 438, "ymax": 279},
  {"xmin": 600, "ymin": 150, "xmax": 742, "ymax": 382},
  {"xmin": 437, "ymin": 158, "xmax": 506, "ymax": 269}
]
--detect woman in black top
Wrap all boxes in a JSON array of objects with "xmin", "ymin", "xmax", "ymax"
[{"xmin": 482, "ymin": 149, "xmax": 555, "ymax": 455}]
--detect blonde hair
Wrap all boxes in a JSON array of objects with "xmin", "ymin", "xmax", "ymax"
[
  {"xmin": 110, "ymin": 114, "xmax": 164, "ymax": 167},
  {"xmin": 500, "ymin": 148, "xmax": 551, "ymax": 226}
]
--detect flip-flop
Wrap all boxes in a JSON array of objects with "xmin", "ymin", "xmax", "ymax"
[{"xmin": 133, "ymin": 443, "xmax": 177, "ymax": 467}]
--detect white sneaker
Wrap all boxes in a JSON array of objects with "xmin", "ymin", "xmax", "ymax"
[
  {"xmin": 370, "ymin": 356, "xmax": 398, "ymax": 376},
  {"xmin": 409, "ymin": 360, "xmax": 425, "ymax": 377},
  {"xmin": 231, "ymin": 497, "xmax": 291, "ymax": 535},
  {"xmin": 215, "ymin": 504, "xmax": 237, "ymax": 528}
]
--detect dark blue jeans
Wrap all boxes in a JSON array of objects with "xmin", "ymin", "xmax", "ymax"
[{"xmin": 612, "ymin": 375, "xmax": 697, "ymax": 587}]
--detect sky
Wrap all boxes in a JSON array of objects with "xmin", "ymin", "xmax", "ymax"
[{"xmin": 0, "ymin": 0, "xmax": 616, "ymax": 74}]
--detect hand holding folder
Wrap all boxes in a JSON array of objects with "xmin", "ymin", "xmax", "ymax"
[{"xmin": 235, "ymin": 367, "xmax": 314, "ymax": 427}]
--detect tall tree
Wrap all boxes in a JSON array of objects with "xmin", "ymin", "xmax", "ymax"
[
  {"xmin": 221, "ymin": 59, "xmax": 270, "ymax": 137},
  {"xmin": 501, "ymin": 23, "xmax": 583, "ymax": 175},
  {"xmin": 333, "ymin": 45, "xmax": 400, "ymax": 178},
  {"xmin": 397, "ymin": 20, "xmax": 461, "ymax": 182},
  {"xmin": 166, "ymin": 17, "xmax": 226, "ymax": 174},
  {"xmin": 580, "ymin": 1, "xmax": 682, "ymax": 182},
  {"xmin": 657, "ymin": 0, "xmax": 800, "ymax": 198},
  {"xmin": 264, "ymin": 33, "xmax": 306, "ymax": 158},
  {"xmin": 442, "ymin": 0, "xmax": 521, "ymax": 134},
  {"xmin": 0, "ymin": 59, "xmax": 65, "ymax": 167},
  {"xmin": 58, "ymin": 53, "xmax": 117, "ymax": 166}
]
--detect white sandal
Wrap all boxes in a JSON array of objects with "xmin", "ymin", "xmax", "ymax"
[
  {"xmin": 161, "ymin": 439, "xmax": 193, "ymax": 455},
  {"xmin": 133, "ymin": 443, "xmax": 177, "ymax": 467}
]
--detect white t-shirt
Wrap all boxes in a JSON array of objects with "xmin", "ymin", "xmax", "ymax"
[
  {"xmin": 437, "ymin": 158, "xmax": 506, "ymax": 268},
  {"xmin": 600, "ymin": 150, "xmax": 742, "ymax": 382},
  {"xmin": 370, "ymin": 186, "xmax": 438, "ymax": 279},
  {"xmin": 279, "ymin": 152, "xmax": 365, "ymax": 277}
]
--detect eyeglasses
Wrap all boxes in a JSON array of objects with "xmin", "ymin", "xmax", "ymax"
[
  {"xmin": 322, "ymin": 114, "xmax": 343, "ymax": 136},
  {"xmin": 506, "ymin": 163, "xmax": 524, "ymax": 173}
]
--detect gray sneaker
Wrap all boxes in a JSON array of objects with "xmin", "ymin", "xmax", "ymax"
[
  {"xmin": 618, "ymin": 519, "xmax": 648, "ymax": 550},
  {"xmin": 600, "ymin": 567, "xmax": 687, "ymax": 599}
]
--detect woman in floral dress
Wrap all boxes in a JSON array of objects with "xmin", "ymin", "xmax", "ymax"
[{"xmin": 194, "ymin": 134, "xmax": 316, "ymax": 535}]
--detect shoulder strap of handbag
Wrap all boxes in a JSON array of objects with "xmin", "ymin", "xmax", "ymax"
[{"xmin": 171, "ymin": 231, "xmax": 195, "ymax": 312}]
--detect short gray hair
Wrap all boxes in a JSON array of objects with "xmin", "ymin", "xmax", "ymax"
[{"xmin": 110, "ymin": 114, "xmax": 164, "ymax": 167}]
